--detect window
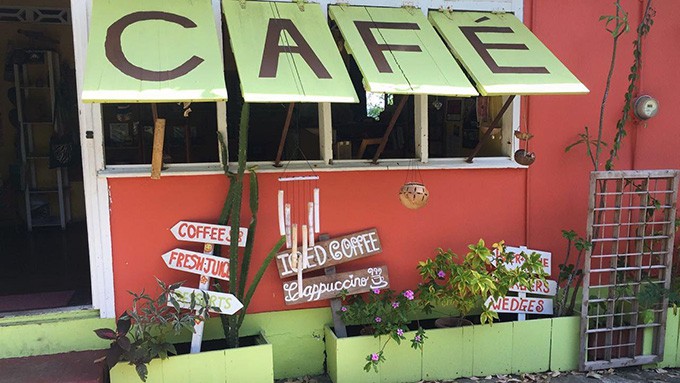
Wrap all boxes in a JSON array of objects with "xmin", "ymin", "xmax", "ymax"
[{"xmin": 101, "ymin": 102, "xmax": 218, "ymax": 166}]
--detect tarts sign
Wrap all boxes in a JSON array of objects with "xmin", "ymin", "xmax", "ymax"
[{"xmin": 171, "ymin": 286, "xmax": 243, "ymax": 315}]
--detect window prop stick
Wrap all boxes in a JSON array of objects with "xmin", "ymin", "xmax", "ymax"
[
  {"xmin": 372, "ymin": 95, "xmax": 409, "ymax": 164},
  {"xmin": 150, "ymin": 103, "xmax": 166, "ymax": 179},
  {"xmin": 465, "ymin": 95, "xmax": 515, "ymax": 163},
  {"xmin": 274, "ymin": 102, "xmax": 296, "ymax": 167}
]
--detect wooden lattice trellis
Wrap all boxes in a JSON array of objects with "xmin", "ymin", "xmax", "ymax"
[{"xmin": 580, "ymin": 170, "xmax": 679, "ymax": 371}]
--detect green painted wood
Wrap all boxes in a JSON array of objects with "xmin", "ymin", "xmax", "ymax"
[
  {"xmin": 379, "ymin": 331, "xmax": 422, "ymax": 383},
  {"xmin": 222, "ymin": 0, "xmax": 357, "ymax": 103},
  {"xmin": 0, "ymin": 311, "xmax": 113, "ymax": 359},
  {"xmin": 329, "ymin": 6, "xmax": 477, "ymax": 97},
  {"xmin": 421, "ymin": 325, "xmax": 473, "ymax": 380},
  {"xmin": 325, "ymin": 326, "xmax": 339, "ymax": 383},
  {"xmin": 110, "ymin": 359, "xmax": 164, "ymax": 383},
  {"xmin": 660, "ymin": 309, "xmax": 680, "ymax": 368},
  {"xmin": 549, "ymin": 316, "xmax": 581, "ymax": 371},
  {"xmin": 331, "ymin": 329, "xmax": 380, "ymax": 383},
  {"xmin": 83, "ymin": 0, "xmax": 227, "ymax": 103},
  {"xmin": 472, "ymin": 321, "xmax": 513, "ymax": 376},
  {"xmin": 429, "ymin": 11, "xmax": 589, "ymax": 96},
  {"xmin": 161, "ymin": 350, "xmax": 228, "ymax": 382},
  {"xmin": 224, "ymin": 342, "xmax": 274, "ymax": 382},
  {"xmin": 511, "ymin": 319, "xmax": 551, "ymax": 373}
]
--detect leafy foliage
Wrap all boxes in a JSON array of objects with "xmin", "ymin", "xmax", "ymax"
[
  {"xmin": 555, "ymin": 230, "xmax": 592, "ymax": 317},
  {"xmin": 338, "ymin": 288, "xmax": 423, "ymax": 373},
  {"xmin": 93, "ymin": 279, "xmax": 208, "ymax": 382},
  {"xmin": 417, "ymin": 239, "xmax": 547, "ymax": 325}
]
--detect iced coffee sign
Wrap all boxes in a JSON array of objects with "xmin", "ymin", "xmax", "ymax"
[
  {"xmin": 277, "ymin": 228, "xmax": 390, "ymax": 305},
  {"xmin": 485, "ymin": 246, "xmax": 555, "ymax": 316}
]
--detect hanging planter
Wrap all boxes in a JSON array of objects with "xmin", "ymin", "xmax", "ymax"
[
  {"xmin": 513, "ymin": 131, "xmax": 536, "ymax": 166},
  {"xmin": 399, "ymin": 182, "xmax": 429, "ymax": 209}
]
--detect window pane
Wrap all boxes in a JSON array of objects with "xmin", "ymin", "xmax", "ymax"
[
  {"xmin": 102, "ymin": 103, "xmax": 218, "ymax": 165},
  {"xmin": 428, "ymin": 96, "xmax": 506, "ymax": 158}
]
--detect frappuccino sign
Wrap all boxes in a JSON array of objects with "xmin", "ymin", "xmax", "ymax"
[{"xmin": 283, "ymin": 266, "xmax": 389, "ymax": 305}]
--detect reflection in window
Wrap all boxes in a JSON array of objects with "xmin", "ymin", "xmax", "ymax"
[
  {"xmin": 366, "ymin": 92, "xmax": 394, "ymax": 120},
  {"xmin": 101, "ymin": 103, "xmax": 218, "ymax": 165},
  {"xmin": 428, "ymin": 96, "xmax": 506, "ymax": 158}
]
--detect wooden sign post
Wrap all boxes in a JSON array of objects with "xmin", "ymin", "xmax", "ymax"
[
  {"xmin": 276, "ymin": 228, "xmax": 388, "ymax": 337},
  {"xmin": 165, "ymin": 221, "xmax": 247, "ymax": 353},
  {"xmin": 487, "ymin": 245, "xmax": 555, "ymax": 320}
]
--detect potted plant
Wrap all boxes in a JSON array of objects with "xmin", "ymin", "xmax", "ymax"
[
  {"xmin": 417, "ymin": 239, "xmax": 547, "ymax": 326},
  {"xmin": 337, "ymin": 288, "xmax": 425, "ymax": 372},
  {"xmin": 513, "ymin": 130, "xmax": 535, "ymax": 166},
  {"xmin": 94, "ymin": 279, "xmax": 274, "ymax": 382}
]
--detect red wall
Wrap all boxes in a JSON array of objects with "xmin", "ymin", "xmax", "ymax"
[{"xmin": 108, "ymin": 0, "xmax": 680, "ymax": 315}]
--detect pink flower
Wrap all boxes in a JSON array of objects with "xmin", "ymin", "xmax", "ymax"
[
  {"xmin": 396, "ymin": 328, "xmax": 404, "ymax": 337},
  {"xmin": 375, "ymin": 316, "xmax": 382, "ymax": 323},
  {"xmin": 403, "ymin": 290, "xmax": 415, "ymax": 301},
  {"xmin": 437, "ymin": 270, "xmax": 446, "ymax": 278},
  {"xmin": 373, "ymin": 289, "xmax": 381, "ymax": 294},
  {"xmin": 371, "ymin": 353, "xmax": 379, "ymax": 361},
  {"xmin": 391, "ymin": 301, "xmax": 399, "ymax": 309},
  {"xmin": 414, "ymin": 335, "xmax": 422, "ymax": 343},
  {"xmin": 341, "ymin": 306, "xmax": 347, "ymax": 312}
]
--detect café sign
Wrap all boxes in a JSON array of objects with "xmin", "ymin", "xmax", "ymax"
[{"xmin": 283, "ymin": 266, "xmax": 389, "ymax": 305}]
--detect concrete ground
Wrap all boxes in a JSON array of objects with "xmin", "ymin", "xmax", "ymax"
[{"xmin": 277, "ymin": 368, "xmax": 680, "ymax": 383}]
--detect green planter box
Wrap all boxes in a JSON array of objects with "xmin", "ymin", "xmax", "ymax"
[
  {"xmin": 327, "ymin": 317, "xmax": 566, "ymax": 383},
  {"xmin": 110, "ymin": 334, "xmax": 273, "ymax": 383}
]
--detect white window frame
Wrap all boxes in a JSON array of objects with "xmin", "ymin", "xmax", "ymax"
[{"xmin": 72, "ymin": 0, "xmax": 523, "ymax": 318}]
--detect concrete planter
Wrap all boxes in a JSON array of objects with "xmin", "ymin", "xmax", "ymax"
[
  {"xmin": 109, "ymin": 334, "xmax": 273, "ymax": 383},
  {"xmin": 326, "ymin": 317, "xmax": 578, "ymax": 383}
]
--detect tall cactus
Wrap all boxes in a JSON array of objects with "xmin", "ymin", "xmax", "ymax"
[{"xmin": 217, "ymin": 103, "xmax": 285, "ymax": 348}]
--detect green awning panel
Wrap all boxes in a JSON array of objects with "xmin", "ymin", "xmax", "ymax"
[
  {"xmin": 82, "ymin": 0, "xmax": 227, "ymax": 103},
  {"xmin": 429, "ymin": 11, "xmax": 589, "ymax": 96},
  {"xmin": 329, "ymin": 5, "xmax": 478, "ymax": 97},
  {"xmin": 222, "ymin": 0, "xmax": 358, "ymax": 103}
]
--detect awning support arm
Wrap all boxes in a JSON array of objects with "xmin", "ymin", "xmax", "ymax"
[
  {"xmin": 274, "ymin": 102, "xmax": 296, "ymax": 167},
  {"xmin": 150, "ymin": 103, "xmax": 166, "ymax": 179},
  {"xmin": 372, "ymin": 95, "xmax": 409, "ymax": 164},
  {"xmin": 465, "ymin": 95, "xmax": 515, "ymax": 164}
]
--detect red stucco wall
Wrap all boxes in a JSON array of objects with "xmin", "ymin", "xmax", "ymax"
[{"xmin": 108, "ymin": 0, "xmax": 679, "ymax": 315}]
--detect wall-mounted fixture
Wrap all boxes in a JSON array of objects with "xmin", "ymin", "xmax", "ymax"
[{"xmin": 633, "ymin": 95, "xmax": 659, "ymax": 120}]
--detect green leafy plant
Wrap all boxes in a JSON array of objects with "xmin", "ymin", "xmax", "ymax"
[
  {"xmin": 418, "ymin": 239, "xmax": 547, "ymax": 325},
  {"xmin": 215, "ymin": 102, "xmax": 286, "ymax": 348},
  {"xmin": 94, "ymin": 279, "xmax": 209, "ymax": 382},
  {"xmin": 555, "ymin": 230, "xmax": 593, "ymax": 317},
  {"xmin": 338, "ymin": 288, "xmax": 425, "ymax": 372}
]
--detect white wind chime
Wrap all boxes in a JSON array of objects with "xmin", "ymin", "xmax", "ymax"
[{"xmin": 277, "ymin": 175, "xmax": 320, "ymax": 297}]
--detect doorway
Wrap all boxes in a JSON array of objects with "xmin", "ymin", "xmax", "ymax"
[{"xmin": 0, "ymin": 1, "xmax": 91, "ymax": 314}]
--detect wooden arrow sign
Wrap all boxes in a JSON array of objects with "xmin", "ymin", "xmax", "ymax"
[
  {"xmin": 170, "ymin": 221, "xmax": 248, "ymax": 247},
  {"xmin": 161, "ymin": 248, "xmax": 230, "ymax": 281},
  {"xmin": 170, "ymin": 286, "xmax": 243, "ymax": 315},
  {"xmin": 485, "ymin": 295, "xmax": 553, "ymax": 315}
]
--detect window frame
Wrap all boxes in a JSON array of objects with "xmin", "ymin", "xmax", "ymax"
[{"xmin": 97, "ymin": 0, "xmax": 525, "ymax": 178}]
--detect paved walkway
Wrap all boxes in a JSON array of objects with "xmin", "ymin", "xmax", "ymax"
[{"xmin": 278, "ymin": 368, "xmax": 680, "ymax": 383}]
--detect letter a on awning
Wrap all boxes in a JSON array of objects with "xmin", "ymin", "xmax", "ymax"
[
  {"xmin": 429, "ymin": 11, "xmax": 589, "ymax": 96},
  {"xmin": 82, "ymin": 0, "xmax": 227, "ymax": 103},
  {"xmin": 222, "ymin": 0, "xmax": 358, "ymax": 103},
  {"xmin": 329, "ymin": 5, "xmax": 478, "ymax": 97}
]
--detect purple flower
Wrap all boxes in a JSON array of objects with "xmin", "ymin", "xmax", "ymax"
[
  {"xmin": 414, "ymin": 335, "xmax": 422, "ymax": 343},
  {"xmin": 403, "ymin": 290, "xmax": 415, "ymax": 301},
  {"xmin": 391, "ymin": 301, "xmax": 399, "ymax": 309},
  {"xmin": 371, "ymin": 353, "xmax": 380, "ymax": 361},
  {"xmin": 373, "ymin": 289, "xmax": 381, "ymax": 294},
  {"xmin": 396, "ymin": 328, "xmax": 404, "ymax": 337},
  {"xmin": 341, "ymin": 306, "xmax": 347, "ymax": 312},
  {"xmin": 375, "ymin": 316, "xmax": 382, "ymax": 323},
  {"xmin": 437, "ymin": 270, "xmax": 446, "ymax": 278}
]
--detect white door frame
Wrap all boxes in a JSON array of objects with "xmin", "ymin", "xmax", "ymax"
[{"xmin": 70, "ymin": 0, "xmax": 115, "ymax": 318}]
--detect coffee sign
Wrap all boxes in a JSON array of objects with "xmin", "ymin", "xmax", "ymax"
[
  {"xmin": 283, "ymin": 266, "xmax": 389, "ymax": 305},
  {"xmin": 275, "ymin": 228, "xmax": 382, "ymax": 278}
]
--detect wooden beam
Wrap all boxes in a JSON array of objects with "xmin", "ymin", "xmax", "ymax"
[
  {"xmin": 274, "ymin": 103, "xmax": 296, "ymax": 167},
  {"xmin": 466, "ymin": 95, "xmax": 515, "ymax": 164},
  {"xmin": 372, "ymin": 95, "xmax": 409, "ymax": 164},
  {"xmin": 150, "ymin": 103, "xmax": 165, "ymax": 180}
]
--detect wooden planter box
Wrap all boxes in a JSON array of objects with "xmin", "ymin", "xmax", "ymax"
[
  {"xmin": 110, "ymin": 334, "xmax": 273, "ymax": 383},
  {"xmin": 326, "ymin": 317, "xmax": 581, "ymax": 383}
]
